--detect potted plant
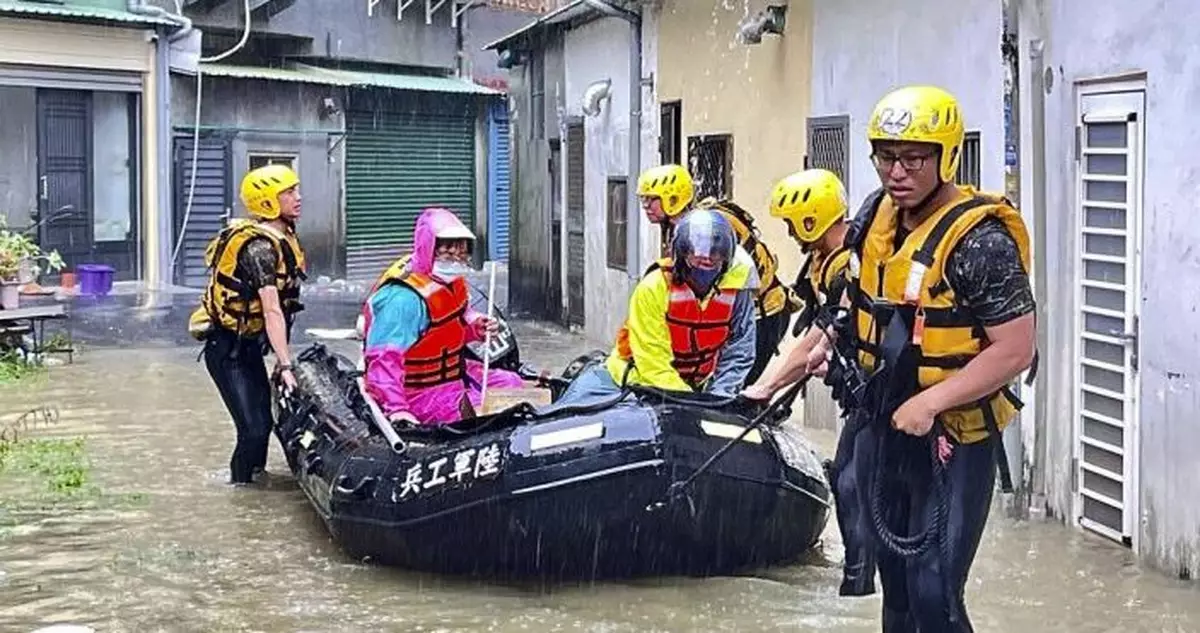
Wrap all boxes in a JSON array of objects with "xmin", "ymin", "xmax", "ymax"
[{"xmin": 0, "ymin": 217, "xmax": 64, "ymax": 310}]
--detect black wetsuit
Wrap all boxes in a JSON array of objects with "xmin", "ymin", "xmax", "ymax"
[
  {"xmin": 847, "ymin": 214, "xmax": 1035, "ymax": 632},
  {"xmin": 202, "ymin": 237, "xmax": 287, "ymax": 485},
  {"xmin": 747, "ymin": 309, "xmax": 790, "ymax": 385}
]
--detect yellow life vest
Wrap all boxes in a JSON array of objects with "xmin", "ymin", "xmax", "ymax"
[
  {"xmin": 809, "ymin": 245, "xmax": 852, "ymax": 304},
  {"xmin": 661, "ymin": 198, "xmax": 800, "ymax": 319},
  {"xmin": 791, "ymin": 244, "xmax": 852, "ymax": 336},
  {"xmin": 188, "ymin": 219, "xmax": 307, "ymax": 340},
  {"xmin": 850, "ymin": 186, "xmax": 1032, "ymax": 444}
]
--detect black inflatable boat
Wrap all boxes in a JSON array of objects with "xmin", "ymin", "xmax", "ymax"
[{"xmin": 273, "ymin": 344, "xmax": 832, "ymax": 580}]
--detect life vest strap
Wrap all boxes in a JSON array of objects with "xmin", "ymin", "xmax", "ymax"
[{"xmin": 911, "ymin": 196, "xmax": 994, "ymax": 267}]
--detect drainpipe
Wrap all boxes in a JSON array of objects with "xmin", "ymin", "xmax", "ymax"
[
  {"xmin": 1029, "ymin": 38, "xmax": 1050, "ymax": 505},
  {"xmin": 1001, "ymin": 0, "xmax": 1026, "ymax": 518},
  {"xmin": 583, "ymin": 0, "xmax": 643, "ymax": 279},
  {"xmin": 130, "ymin": 24, "xmax": 176, "ymax": 311},
  {"xmin": 157, "ymin": 26, "xmax": 174, "ymax": 291},
  {"xmin": 127, "ymin": 0, "xmax": 194, "ymax": 42},
  {"xmin": 126, "ymin": 3, "xmax": 188, "ymax": 304}
]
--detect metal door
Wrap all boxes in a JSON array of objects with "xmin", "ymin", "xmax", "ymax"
[
  {"xmin": 172, "ymin": 135, "xmax": 232, "ymax": 288},
  {"xmin": 487, "ymin": 100, "xmax": 511, "ymax": 262},
  {"xmin": 36, "ymin": 88, "xmax": 92, "ymax": 269},
  {"xmin": 1072, "ymin": 86, "xmax": 1144, "ymax": 547},
  {"xmin": 548, "ymin": 141, "xmax": 563, "ymax": 321},
  {"xmin": 565, "ymin": 120, "xmax": 585, "ymax": 328}
]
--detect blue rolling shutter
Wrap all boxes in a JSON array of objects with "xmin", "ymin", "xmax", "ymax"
[{"xmin": 487, "ymin": 99, "xmax": 511, "ymax": 262}]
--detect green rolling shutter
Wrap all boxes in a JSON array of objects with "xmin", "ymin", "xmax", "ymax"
[{"xmin": 345, "ymin": 100, "xmax": 476, "ymax": 281}]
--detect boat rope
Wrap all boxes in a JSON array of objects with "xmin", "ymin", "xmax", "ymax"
[{"xmin": 648, "ymin": 373, "xmax": 810, "ymax": 513}]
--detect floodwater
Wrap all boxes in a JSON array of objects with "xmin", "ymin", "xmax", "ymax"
[{"xmin": 1, "ymin": 320, "xmax": 1198, "ymax": 633}]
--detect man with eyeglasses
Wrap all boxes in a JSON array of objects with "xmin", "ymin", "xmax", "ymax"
[{"xmin": 764, "ymin": 85, "xmax": 1037, "ymax": 631}]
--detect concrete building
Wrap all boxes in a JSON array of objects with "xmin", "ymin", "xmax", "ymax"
[
  {"xmin": 809, "ymin": 0, "xmax": 1200, "ymax": 582},
  {"xmin": 655, "ymin": 0, "xmax": 828, "ymax": 424},
  {"xmin": 656, "ymin": 0, "xmax": 811, "ymax": 285},
  {"xmin": 485, "ymin": 0, "xmax": 660, "ymax": 344},
  {"xmin": 0, "ymin": 0, "xmax": 189, "ymax": 286},
  {"xmin": 161, "ymin": 0, "xmax": 529, "ymax": 286},
  {"xmin": 1016, "ymin": 0, "xmax": 1200, "ymax": 582}
]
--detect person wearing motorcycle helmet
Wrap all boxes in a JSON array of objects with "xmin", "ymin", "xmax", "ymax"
[
  {"xmin": 360, "ymin": 207, "xmax": 525, "ymax": 427},
  {"xmin": 193, "ymin": 163, "xmax": 307, "ymax": 486},
  {"xmin": 554, "ymin": 209, "xmax": 759, "ymax": 406},
  {"xmin": 791, "ymin": 86, "xmax": 1036, "ymax": 631},
  {"xmin": 637, "ymin": 163, "xmax": 797, "ymax": 384}
]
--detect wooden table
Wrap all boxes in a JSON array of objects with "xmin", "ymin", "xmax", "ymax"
[{"xmin": 0, "ymin": 303, "xmax": 73, "ymax": 363}]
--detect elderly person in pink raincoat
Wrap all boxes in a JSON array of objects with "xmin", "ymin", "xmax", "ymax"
[{"xmin": 360, "ymin": 207, "xmax": 524, "ymax": 426}]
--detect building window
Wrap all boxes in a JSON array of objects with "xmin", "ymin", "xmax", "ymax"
[
  {"xmin": 687, "ymin": 134, "xmax": 733, "ymax": 201},
  {"xmin": 957, "ymin": 131, "xmax": 982, "ymax": 188},
  {"xmin": 806, "ymin": 115, "xmax": 850, "ymax": 188},
  {"xmin": 659, "ymin": 101, "xmax": 682, "ymax": 164},
  {"xmin": 248, "ymin": 153, "xmax": 297, "ymax": 172},
  {"xmin": 606, "ymin": 177, "xmax": 628, "ymax": 271}
]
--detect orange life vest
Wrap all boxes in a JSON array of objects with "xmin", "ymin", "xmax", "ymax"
[
  {"xmin": 369, "ymin": 259, "xmax": 470, "ymax": 389},
  {"xmin": 617, "ymin": 258, "xmax": 737, "ymax": 388}
]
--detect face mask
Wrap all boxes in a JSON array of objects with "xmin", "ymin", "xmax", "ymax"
[
  {"xmin": 432, "ymin": 259, "xmax": 473, "ymax": 282},
  {"xmin": 687, "ymin": 267, "xmax": 722, "ymax": 295}
]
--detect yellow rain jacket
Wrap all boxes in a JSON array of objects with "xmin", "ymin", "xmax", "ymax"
[{"xmin": 605, "ymin": 256, "xmax": 758, "ymax": 393}]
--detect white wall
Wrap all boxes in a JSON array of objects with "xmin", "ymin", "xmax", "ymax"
[
  {"xmin": 1020, "ymin": 0, "xmax": 1200, "ymax": 579},
  {"xmin": 563, "ymin": 15, "xmax": 660, "ymax": 345},
  {"xmin": 810, "ymin": 0, "xmax": 1007, "ymax": 206}
]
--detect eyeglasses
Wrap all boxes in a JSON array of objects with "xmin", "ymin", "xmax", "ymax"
[{"xmin": 871, "ymin": 152, "xmax": 935, "ymax": 173}]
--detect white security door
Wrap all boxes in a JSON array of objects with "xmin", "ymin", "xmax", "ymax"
[{"xmin": 1073, "ymin": 86, "xmax": 1145, "ymax": 547}]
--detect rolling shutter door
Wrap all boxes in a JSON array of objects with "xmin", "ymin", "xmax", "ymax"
[
  {"xmin": 172, "ymin": 136, "xmax": 231, "ymax": 288},
  {"xmin": 345, "ymin": 105, "xmax": 476, "ymax": 281},
  {"xmin": 487, "ymin": 100, "xmax": 511, "ymax": 262}
]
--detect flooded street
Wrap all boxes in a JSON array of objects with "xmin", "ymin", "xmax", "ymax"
[{"xmin": 1, "ymin": 317, "xmax": 1197, "ymax": 632}]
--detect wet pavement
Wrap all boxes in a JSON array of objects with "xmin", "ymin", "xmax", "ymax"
[{"xmin": 1, "ymin": 288, "xmax": 1198, "ymax": 632}]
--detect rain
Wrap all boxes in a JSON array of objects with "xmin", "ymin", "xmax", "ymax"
[{"xmin": 2, "ymin": 0, "xmax": 1199, "ymax": 632}]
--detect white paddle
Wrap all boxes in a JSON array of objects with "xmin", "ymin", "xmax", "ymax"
[{"xmin": 479, "ymin": 260, "xmax": 498, "ymax": 412}]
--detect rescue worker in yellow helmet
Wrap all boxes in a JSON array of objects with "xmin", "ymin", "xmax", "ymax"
[
  {"xmin": 636, "ymin": 163, "xmax": 797, "ymax": 385},
  {"xmin": 740, "ymin": 168, "xmax": 875, "ymax": 597},
  {"xmin": 781, "ymin": 86, "xmax": 1036, "ymax": 631},
  {"xmin": 553, "ymin": 209, "xmax": 759, "ymax": 406},
  {"xmin": 190, "ymin": 163, "xmax": 307, "ymax": 486}
]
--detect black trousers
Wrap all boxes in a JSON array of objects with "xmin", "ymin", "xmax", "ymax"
[
  {"xmin": 746, "ymin": 309, "xmax": 791, "ymax": 385},
  {"xmin": 203, "ymin": 329, "xmax": 274, "ymax": 484},
  {"xmin": 830, "ymin": 411, "xmax": 877, "ymax": 596},
  {"xmin": 856, "ymin": 423, "xmax": 997, "ymax": 633}
]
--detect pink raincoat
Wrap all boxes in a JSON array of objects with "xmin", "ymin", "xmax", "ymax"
[{"xmin": 361, "ymin": 208, "xmax": 523, "ymax": 426}]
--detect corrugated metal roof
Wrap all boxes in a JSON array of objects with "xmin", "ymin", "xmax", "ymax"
[
  {"xmin": 195, "ymin": 63, "xmax": 503, "ymax": 96},
  {"xmin": 0, "ymin": 0, "xmax": 177, "ymax": 26}
]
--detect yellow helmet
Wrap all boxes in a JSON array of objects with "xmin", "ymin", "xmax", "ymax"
[
  {"xmin": 636, "ymin": 164, "xmax": 694, "ymax": 217},
  {"xmin": 239, "ymin": 164, "xmax": 299, "ymax": 220},
  {"xmin": 769, "ymin": 169, "xmax": 848, "ymax": 243},
  {"xmin": 867, "ymin": 85, "xmax": 965, "ymax": 182}
]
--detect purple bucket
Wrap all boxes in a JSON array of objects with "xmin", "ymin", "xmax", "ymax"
[{"xmin": 77, "ymin": 264, "xmax": 115, "ymax": 297}]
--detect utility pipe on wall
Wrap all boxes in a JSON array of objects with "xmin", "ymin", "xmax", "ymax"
[
  {"xmin": 1029, "ymin": 38, "xmax": 1050, "ymax": 502},
  {"xmin": 1001, "ymin": 0, "xmax": 1027, "ymax": 517},
  {"xmin": 582, "ymin": 0, "xmax": 643, "ymax": 279}
]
